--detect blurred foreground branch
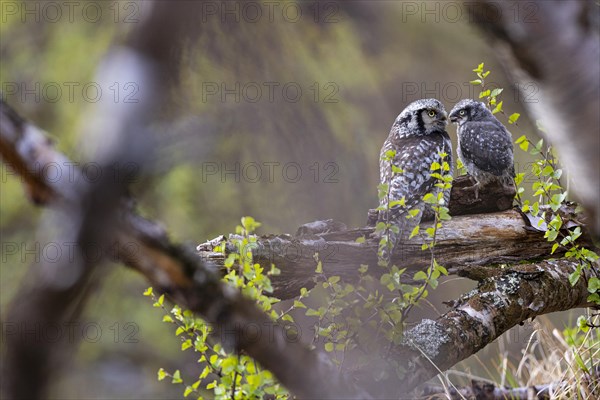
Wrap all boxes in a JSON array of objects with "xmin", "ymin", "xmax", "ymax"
[
  {"xmin": 0, "ymin": 1, "xmax": 368, "ymax": 398},
  {"xmin": 0, "ymin": 96, "xmax": 369, "ymax": 399}
]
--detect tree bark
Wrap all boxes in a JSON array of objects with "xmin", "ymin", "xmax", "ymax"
[
  {"xmin": 198, "ymin": 207, "xmax": 586, "ymax": 300},
  {"xmin": 366, "ymin": 259, "xmax": 597, "ymax": 396}
]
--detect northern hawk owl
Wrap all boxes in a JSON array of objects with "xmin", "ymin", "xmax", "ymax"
[{"xmin": 449, "ymin": 99, "xmax": 515, "ymax": 197}]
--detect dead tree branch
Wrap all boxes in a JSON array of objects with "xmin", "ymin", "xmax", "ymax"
[
  {"xmin": 366, "ymin": 259, "xmax": 598, "ymax": 396},
  {"xmin": 198, "ymin": 207, "xmax": 587, "ymax": 300},
  {"xmin": 0, "ymin": 2, "xmax": 369, "ymax": 398}
]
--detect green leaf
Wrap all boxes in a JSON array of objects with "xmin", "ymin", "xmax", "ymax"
[
  {"xmin": 389, "ymin": 198, "xmax": 406, "ymax": 208},
  {"xmin": 293, "ymin": 300, "xmax": 306, "ymax": 309},
  {"xmin": 469, "ymin": 79, "xmax": 482, "ymax": 85},
  {"xmin": 490, "ymin": 88, "xmax": 503, "ymax": 97},
  {"xmin": 143, "ymin": 287, "xmax": 153, "ymax": 296},
  {"xmin": 519, "ymin": 140, "xmax": 529, "ymax": 152},
  {"xmin": 221, "ymin": 356, "xmax": 237, "ymax": 374},
  {"xmin": 157, "ymin": 368, "xmax": 167, "ymax": 381},
  {"xmin": 551, "ymin": 243, "xmax": 559, "ymax": 254},
  {"xmin": 199, "ymin": 366, "xmax": 210, "ymax": 380},
  {"xmin": 492, "ymin": 100, "xmax": 503, "ymax": 115},
  {"xmin": 181, "ymin": 339, "xmax": 192, "ymax": 351},
  {"xmin": 306, "ymin": 308, "xmax": 320, "ymax": 317},
  {"xmin": 153, "ymin": 294, "xmax": 165, "ymax": 308},
  {"xmin": 241, "ymin": 216, "xmax": 261, "ymax": 232},
  {"xmin": 473, "ymin": 63, "xmax": 484, "ymax": 73},
  {"xmin": 413, "ymin": 271, "xmax": 428, "ymax": 281},
  {"xmin": 508, "ymin": 113, "xmax": 520, "ymax": 124},
  {"xmin": 172, "ymin": 369, "xmax": 183, "ymax": 384},
  {"xmin": 568, "ymin": 270, "xmax": 581, "ymax": 286},
  {"xmin": 206, "ymin": 380, "xmax": 217, "ymax": 390},
  {"xmin": 391, "ymin": 165, "xmax": 404, "ymax": 174},
  {"xmin": 536, "ymin": 120, "xmax": 546, "ymax": 132},
  {"xmin": 588, "ymin": 277, "xmax": 600, "ymax": 293},
  {"xmin": 224, "ymin": 253, "xmax": 237, "ymax": 268},
  {"xmin": 409, "ymin": 225, "xmax": 420, "ymax": 239},
  {"xmin": 514, "ymin": 172, "xmax": 525, "ymax": 186},
  {"xmin": 429, "ymin": 278, "xmax": 438, "ymax": 289},
  {"xmin": 407, "ymin": 209, "xmax": 420, "ymax": 218},
  {"xmin": 587, "ymin": 293, "xmax": 600, "ymax": 304},
  {"xmin": 577, "ymin": 315, "xmax": 589, "ymax": 333},
  {"xmin": 355, "ymin": 236, "xmax": 366, "ymax": 244},
  {"xmin": 315, "ymin": 261, "xmax": 323, "ymax": 274},
  {"xmin": 384, "ymin": 149, "xmax": 396, "ymax": 159},
  {"xmin": 162, "ymin": 315, "xmax": 174, "ymax": 323}
]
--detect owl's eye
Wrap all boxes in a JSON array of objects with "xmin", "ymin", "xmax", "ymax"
[
  {"xmin": 427, "ymin": 110, "xmax": 436, "ymax": 118},
  {"xmin": 459, "ymin": 110, "xmax": 466, "ymax": 116}
]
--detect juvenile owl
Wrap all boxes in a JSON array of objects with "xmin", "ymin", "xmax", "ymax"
[
  {"xmin": 377, "ymin": 99, "xmax": 453, "ymax": 257},
  {"xmin": 449, "ymin": 99, "xmax": 515, "ymax": 198}
]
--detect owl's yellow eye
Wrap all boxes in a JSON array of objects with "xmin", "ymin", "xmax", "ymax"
[
  {"xmin": 427, "ymin": 110, "xmax": 436, "ymax": 118},
  {"xmin": 459, "ymin": 110, "xmax": 466, "ymax": 116}
]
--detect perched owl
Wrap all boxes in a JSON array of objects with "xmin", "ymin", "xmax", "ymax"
[
  {"xmin": 449, "ymin": 99, "xmax": 515, "ymax": 197},
  {"xmin": 377, "ymin": 99, "xmax": 453, "ymax": 258}
]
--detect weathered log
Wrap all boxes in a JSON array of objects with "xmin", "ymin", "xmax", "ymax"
[
  {"xmin": 198, "ymin": 207, "xmax": 585, "ymax": 300},
  {"xmin": 367, "ymin": 174, "xmax": 516, "ymax": 226}
]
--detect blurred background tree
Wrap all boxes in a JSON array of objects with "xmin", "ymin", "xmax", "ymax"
[{"xmin": 1, "ymin": 1, "xmax": 558, "ymax": 398}]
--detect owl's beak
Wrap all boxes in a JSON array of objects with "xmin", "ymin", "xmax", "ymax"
[
  {"xmin": 437, "ymin": 112, "xmax": 448, "ymax": 126},
  {"xmin": 449, "ymin": 115, "xmax": 458, "ymax": 123}
]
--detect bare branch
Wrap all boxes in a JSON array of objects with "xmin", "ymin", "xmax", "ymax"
[{"xmin": 365, "ymin": 259, "xmax": 598, "ymax": 396}]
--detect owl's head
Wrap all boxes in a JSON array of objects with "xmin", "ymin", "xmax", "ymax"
[
  {"xmin": 393, "ymin": 98, "xmax": 448, "ymax": 137},
  {"xmin": 449, "ymin": 99, "xmax": 492, "ymax": 125}
]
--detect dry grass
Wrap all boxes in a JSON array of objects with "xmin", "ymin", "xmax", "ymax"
[{"xmin": 424, "ymin": 312, "xmax": 599, "ymax": 399}]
